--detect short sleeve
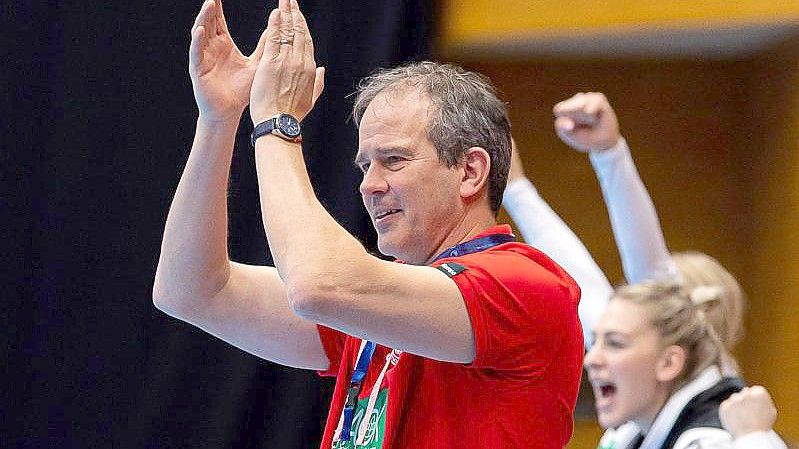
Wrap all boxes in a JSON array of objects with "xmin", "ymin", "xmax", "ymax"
[
  {"xmin": 316, "ymin": 324, "xmax": 346, "ymax": 377},
  {"xmin": 437, "ymin": 246, "xmax": 582, "ymax": 373}
]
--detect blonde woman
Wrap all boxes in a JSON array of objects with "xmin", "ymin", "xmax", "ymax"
[
  {"xmin": 502, "ymin": 93, "xmax": 786, "ymax": 448},
  {"xmin": 587, "ymin": 282, "xmax": 785, "ymax": 449}
]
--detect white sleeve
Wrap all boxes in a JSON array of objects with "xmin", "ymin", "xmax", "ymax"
[
  {"xmin": 732, "ymin": 431, "xmax": 788, "ymax": 449},
  {"xmin": 503, "ymin": 177, "xmax": 613, "ymax": 348},
  {"xmin": 589, "ymin": 138, "xmax": 681, "ymax": 284},
  {"xmin": 672, "ymin": 427, "xmax": 733, "ymax": 449},
  {"xmin": 670, "ymin": 428, "xmax": 787, "ymax": 449}
]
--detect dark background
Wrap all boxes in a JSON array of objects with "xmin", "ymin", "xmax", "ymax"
[{"xmin": 16, "ymin": 1, "xmax": 433, "ymax": 447}]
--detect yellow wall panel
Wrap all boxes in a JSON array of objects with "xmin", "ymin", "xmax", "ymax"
[
  {"xmin": 443, "ymin": 0, "xmax": 799, "ymax": 45},
  {"xmin": 745, "ymin": 37, "xmax": 799, "ymax": 442}
]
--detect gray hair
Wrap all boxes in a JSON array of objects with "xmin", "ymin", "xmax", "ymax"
[{"xmin": 352, "ymin": 61, "xmax": 511, "ymax": 215}]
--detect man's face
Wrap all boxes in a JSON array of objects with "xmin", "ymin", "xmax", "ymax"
[{"xmin": 355, "ymin": 89, "xmax": 464, "ymax": 264}]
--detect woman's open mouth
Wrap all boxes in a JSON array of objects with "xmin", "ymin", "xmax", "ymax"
[{"xmin": 592, "ymin": 380, "xmax": 618, "ymax": 413}]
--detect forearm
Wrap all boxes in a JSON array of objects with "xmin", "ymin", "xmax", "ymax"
[
  {"xmin": 253, "ymin": 137, "xmax": 372, "ymax": 301},
  {"xmin": 503, "ymin": 177, "xmax": 612, "ymax": 347},
  {"xmin": 153, "ymin": 116, "xmax": 240, "ymax": 308},
  {"xmin": 589, "ymin": 138, "xmax": 680, "ymax": 284}
]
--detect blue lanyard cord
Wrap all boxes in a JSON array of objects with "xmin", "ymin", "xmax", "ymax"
[
  {"xmin": 340, "ymin": 341, "xmax": 376, "ymax": 442},
  {"xmin": 351, "ymin": 341, "xmax": 376, "ymax": 383},
  {"xmin": 431, "ymin": 233, "xmax": 515, "ymax": 263}
]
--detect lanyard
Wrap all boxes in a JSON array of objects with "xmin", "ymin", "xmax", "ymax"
[
  {"xmin": 334, "ymin": 232, "xmax": 514, "ymax": 444},
  {"xmin": 431, "ymin": 233, "xmax": 515, "ymax": 263},
  {"xmin": 337, "ymin": 340, "xmax": 376, "ymax": 443}
]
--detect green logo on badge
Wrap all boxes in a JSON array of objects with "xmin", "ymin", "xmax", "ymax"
[{"xmin": 333, "ymin": 389, "xmax": 389, "ymax": 449}]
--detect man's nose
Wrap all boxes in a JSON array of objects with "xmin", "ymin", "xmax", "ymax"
[{"xmin": 359, "ymin": 165, "xmax": 389, "ymax": 196}]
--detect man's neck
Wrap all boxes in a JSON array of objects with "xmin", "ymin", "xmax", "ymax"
[{"xmin": 423, "ymin": 212, "xmax": 497, "ymax": 265}]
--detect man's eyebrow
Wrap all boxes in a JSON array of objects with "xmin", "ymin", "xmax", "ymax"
[
  {"xmin": 353, "ymin": 146, "xmax": 413, "ymax": 166},
  {"xmin": 382, "ymin": 146, "xmax": 413, "ymax": 156},
  {"xmin": 353, "ymin": 153, "xmax": 366, "ymax": 167},
  {"xmin": 353, "ymin": 151, "xmax": 373, "ymax": 168}
]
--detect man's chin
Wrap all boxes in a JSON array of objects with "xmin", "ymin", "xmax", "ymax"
[
  {"xmin": 376, "ymin": 235, "xmax": 416, "ymax": 262},
  {"xmin": 376, "ymin": 236, "xmax": 398, "ymax": 259}
]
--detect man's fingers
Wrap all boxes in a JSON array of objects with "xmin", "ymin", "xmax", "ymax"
[
  {"xmin": 290, "ymin": 0, "xmax": 313, "ymax": 61},
  {"xmin": 289, "ymin": 0, "xmax": 306, "ymax": 59},
  {"xmin": 206, "ymin": 0, "xmax": 220, "ymax": 36},
  {"xmin": 278, "ymin": 0, "xmax": 293, "ymax": 57},
  {"xmin": 312, "ymin": 67, "xmax": 326, "ymax": 105},
  {"xmin": 263, "ymin": 8, "xmax": 281, "ymax": 60},
  {"xmin": 191, "ymin": 0, "xmax": 215, "ymax": 34},
  {"xmin": 279, "ymin": 0, "xmax": 292, "ymax": 32},
  {"xmin": 215, "ymin": 0, "xmax": 231, "ymax": 36}
]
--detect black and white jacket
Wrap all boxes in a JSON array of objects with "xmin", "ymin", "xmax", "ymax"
[{"xmin": 597, "ymin": 367, "xmax": 787, "ymax": 449}]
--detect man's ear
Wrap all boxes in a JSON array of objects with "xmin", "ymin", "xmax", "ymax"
[
  {"xmin": 459, "ymin": 147, "xmax": 491, "ymax": 200},
  {"xmin": 656, "ymin": 345, "xmax": 687, "ymax": 383}
]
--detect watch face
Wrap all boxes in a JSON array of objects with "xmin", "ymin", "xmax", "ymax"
[{"xmin": 278, "ymin": 114, "xmax": 301, "ymax": 138}]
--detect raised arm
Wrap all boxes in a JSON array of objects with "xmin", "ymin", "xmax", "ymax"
[
  {"xmin": 502, "ymin": 139, "xmax": 611, "ymax": 347},
  {"xmin": 247, "ymin": 0, "xmax": 495, "ymax": 364},
  {"xmin": 554, "ymin": 93, "xmax": 680, "ymax": 284},
  {"xmin": 152, "ymin": 0, "xmax": 327, "ymax": 370}
]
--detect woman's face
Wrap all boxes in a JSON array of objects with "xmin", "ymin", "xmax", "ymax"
[{"xmin": 584, "ymin": 299, "xmax": 673, "ymax": 430}]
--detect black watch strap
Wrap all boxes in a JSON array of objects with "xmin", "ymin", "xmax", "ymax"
[{"xmin": 251, "ymin": 117, "xmax": 278, "ymax": 147}]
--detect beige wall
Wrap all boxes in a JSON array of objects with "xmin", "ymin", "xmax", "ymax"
[{"xmin": 449, "ymin": 37, "xmax": 799, "ymax": 445}]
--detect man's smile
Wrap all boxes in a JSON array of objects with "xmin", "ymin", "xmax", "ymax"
[{"xmin": 374, "ymin": 208, "xmax": 402, "ymax": 221}]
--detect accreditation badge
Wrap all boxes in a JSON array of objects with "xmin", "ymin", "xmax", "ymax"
[{"xmin": 332, "ymin": 387, "xmax": 388, "ymax": 449}]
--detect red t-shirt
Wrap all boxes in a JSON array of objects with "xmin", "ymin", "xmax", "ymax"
[{"xmin": 317, "ymin": 225, "xmax": 584, "ymax": 448}]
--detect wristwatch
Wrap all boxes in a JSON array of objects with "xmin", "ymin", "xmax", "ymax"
[{"xmin": 251, "ymin": 113, "xmax": 302, "ymax": 146}]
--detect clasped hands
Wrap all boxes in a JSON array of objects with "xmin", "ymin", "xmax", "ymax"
[{"xmin": 188, "ymin": 0, "xmax": 324, "ymax": 125}]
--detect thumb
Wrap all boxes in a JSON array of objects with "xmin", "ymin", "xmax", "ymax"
[
  {"xmin": 312, "ymin": 66, "xmax": 326, "ymax": 105},
  {"xmin": 251, "ymin": 26, "xmax": 270, "ymax": 61},
  {"xmin": 554, "ymin": 116, "xmax": 575, "ymax": 133}
]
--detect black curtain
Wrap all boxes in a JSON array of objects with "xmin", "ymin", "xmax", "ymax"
[{"xmin": 18, "ymin": 1, "xmax": 433, "ymax": 447}]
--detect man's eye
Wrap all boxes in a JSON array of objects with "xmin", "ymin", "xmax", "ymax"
[
  {"xmin": 386, "ymin": 156, "xmax": 404, "ymax": 165},
  {"xmin": 359, "ymin": 163, "xmax": 370, "ymax": 173}
]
